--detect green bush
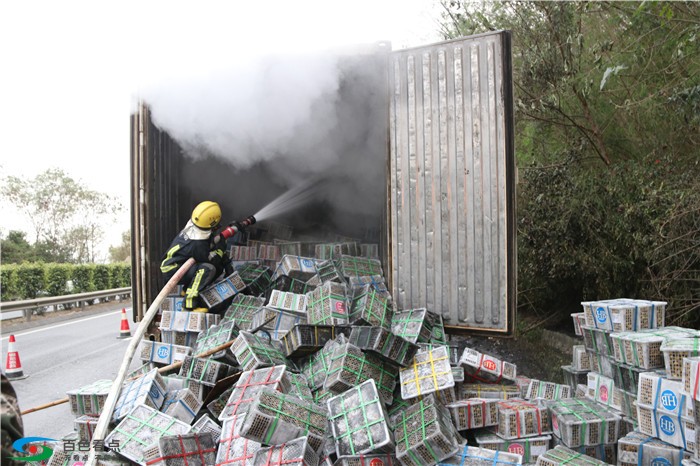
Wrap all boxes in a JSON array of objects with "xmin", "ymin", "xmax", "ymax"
[
  {"xmin": 518, "ymin": 153, "xmax": 700, "ymax": 328},
  {"xmin": 15, "ymin": 263, "xmax": 46, "ymax": 299},
  {"xmin": 46, "ymin": 264, "xmax": 72, "ymax": 296},
  {"xmin": 71, "ymin": 264, "xmax": 96, "ymax": 293},
  {"xmin": 1, "ymin": 265, "xmax": 19, "ymax": 300},
  {"xmin": 110, "ymin": 263, "xmax": 131, "ymax": 288},
  {"xmin": 93, "ymin": 264, "xmax": 110, "ymax": 291}
]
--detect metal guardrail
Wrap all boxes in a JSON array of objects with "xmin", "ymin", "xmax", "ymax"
[{"xmin": 0, "ymin": 287, "xmax": 132, "ymax": 321}]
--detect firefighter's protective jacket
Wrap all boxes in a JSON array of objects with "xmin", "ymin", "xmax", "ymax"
[{"xmin": 160, "ymin": 220, "xmax": 213, "ymax": 275}]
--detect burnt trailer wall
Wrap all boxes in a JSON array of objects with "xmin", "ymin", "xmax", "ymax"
[{"xmin": 388, "ymin": 31, "xmax": 515, "ymax": 334}]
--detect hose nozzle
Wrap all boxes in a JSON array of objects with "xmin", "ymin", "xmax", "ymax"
[{"xmin": 240, "ymin": 215, "xmax": 256, "ymax": 227}]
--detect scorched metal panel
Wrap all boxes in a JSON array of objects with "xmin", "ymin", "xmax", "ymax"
[{"xmin": 388, "ymin": 31, "xmax": 516, "ymax": 334}]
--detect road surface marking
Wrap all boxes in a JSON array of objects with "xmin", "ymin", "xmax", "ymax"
[{"xmin": 0, "ymin": 310, "xmax": 129, "ymax": 341}]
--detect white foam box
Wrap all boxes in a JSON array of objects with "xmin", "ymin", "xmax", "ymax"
[
  {"xmin": 475, "ymin": 432, "xmax": 551, "ymax": 464},
  {"xmin": 495, "ymin": 399, "xmax": 553, "ymax": 440},
  {"xmin": 459, "ymin": 347, "xmax": 517, "ymax": 384},
  {"xmin": 267, "ymin": 290, "xmax": 309, "ymax": 313},
  {"xmin": 160, "ymin": 329, "xmax": 200, "ymax": 347},
  {"xmin": 67, "ymin": 379, "xmax": 113, "ymax": 416},
  {"xmin": 216, "ymin": 414, "xmax": 263, "ymax": 466},
  {"xmin": 585, "ymin": 372, "xmax": 616, "ymax": 408},
  {"xmin": 74, "ymin": 415, "xmax": 99, "ymax": 442},
  {"xmin": 638, "ymin": 372, "xmax": 694, "ymax": 419},
  {"xmin": 549, "ymin": 398, "xmax": 621, "ymax": 448},
  {"xmin": 535, "ymin": 445, "xmax": 607, "ymax": 466},
  {"xmin": 636, "ymin": 401, "xmax": 696, "ymax": 451},
  {"xmin": 572, "ymin": 346, "xmax": 590, "ymax": 372},
  {"xmin": 191, "ymin": 413, "xmax": 221, "ymax": 443},
  {"xmin": 617, "ymin": 430, "xmax": 688, "ymax": 466},
  {"xmin": 550, "ymin": 437, "xmax": 617, "ymax": 465},
  {"xmin": 440, "ymin": 445, "xmax": 523, "ymax": 466},
  {"xmin": 661, "ymin": 335, "xmax": 700, "ymax": 380},
  {"xmin": 229, "ymin": 331, "xmax": 291, "ymax": 372},
  {"xmin": 252, "ymin": 435, "xmax": 320, "ymax": 466},
  {"xmin": 160, "ymin": 295, "xmax": 185, "ymax": 313},
  {"xmin": 200, "ymin": 271, "xmax": 247, "ymax": 307},
  {"xmin": 610, "ymin": 327, "xmax": 698, "ymax": 370},
  {"xmin": 139, "ymin": 340, "xmax": 192, "ymax": 365},
  {"xmin": 683, "ymin": 356, "xmax": 700, "ymax": 401},
  {"xmin": 458, "ymin": 383, "xmax": 521, "ymax": 400},
  {"xmin": 274, "ymin": 255, "xmax": 318, "ymax": 281},
  {"xmin": 581, "ymin": 298, "xmax": 666, "ymax": 332},
  {"xmin": 161, "ymin": 388, "xmax": 202, "ymax": 424},
  {"xmin": 515, "ymin": 376, "xmax": 533, "ymax": 398},
  {"xmin": 229, "ymin": 245, "xmax": 257, "ymax": 261},
  {"xmin": 571, "ymin": 313, "xmax": 586, "ymax": 337},
  {"xmin": 105, "ymin": 405, "xmax": 191, "ymax": 465},
  {"xmin": 526, "ymin": 379, "xmax": 572, "ymax": 401},
  {"xmin": 251, "ymin": 306, "xmax": 307, "ymax": 340},
  {"xmin": 113, "ymin": 368, "xmax": 168, "ymax": 421},
  {"xmin": 159, "ymin": 311, "xmax": 220, "ymax": 332},
  {"xmin": 561, "ymin": 366, "xmax": 588, "ymax": 393},
  {"xmin": 446, "ymin": 398, "xmax": 498, "ymax": 430},
  {"xmin": 586, "ymin": 350, "xmax": 615, "ymax": 379},
  {"xmin": 399, "ymin": 346, "xmax": 454, "ymax": 400}
]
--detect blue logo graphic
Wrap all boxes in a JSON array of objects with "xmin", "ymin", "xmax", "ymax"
[
  {"xmin": 216, "ymin": 283, "xmax": 229, "ymax": 295},
  {"xmin": 149, "ymin": 385, "xmax": 163, "ymax": 399},
  {"xmin": 651, "ymin": 458, "xmax": 671, "ymax": 466},
  {"xmin": 595, "ymin": 307, "xmax": 607, "ymax": 323},
  {"xmin": 157, "ymin": 346, "xmax": 170, "ymax": 359},
  {"xmin": 302, "ymin": 259, "xmax": 313, "ymax": 267},
  {"xmin": 659, "ymin": 415, "xmax": 676, "ymax": 436},
  {"xmin": 660, "ymin": 390, "xmax": 678, "ymax": 411},
  {"xmin": 10, "ymin": 437, "xmax": 57, "ymax": 461}
]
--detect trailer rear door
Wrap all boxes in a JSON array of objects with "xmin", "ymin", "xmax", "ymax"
[{"xmin": 388, "ymin": 31, "xmax": 516, "ymax": 334}]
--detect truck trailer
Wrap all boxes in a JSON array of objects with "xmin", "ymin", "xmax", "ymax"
[{"xmin": 130, "ymin": 31, "xmax": 516, "ymax": 336}]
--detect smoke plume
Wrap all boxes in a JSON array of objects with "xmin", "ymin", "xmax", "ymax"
[{"xmin": 139, "ymin": 46, "xmax": 388, "ymax": 240}]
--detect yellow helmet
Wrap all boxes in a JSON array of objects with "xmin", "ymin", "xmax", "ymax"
[{"xmin": 191, "ymin": 201, "xmax": 221, "ymax": 229}]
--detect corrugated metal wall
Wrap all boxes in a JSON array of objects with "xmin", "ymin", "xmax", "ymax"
[
  {"xmin": 388, "ymin": 31, "xmax": 516, "ymax": 334},
  {"xmin": 130, "ymin": 104, "xmax": 184, "ymax": 321}
]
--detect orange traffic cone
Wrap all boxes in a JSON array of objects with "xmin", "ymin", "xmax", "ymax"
[
  {"xmin": 117, "ymin": 308, "xmax": 131, "ymax": 339},
  {"xmin": 5, "ymin": 335, "xmax": 27, "ymax": 380}
]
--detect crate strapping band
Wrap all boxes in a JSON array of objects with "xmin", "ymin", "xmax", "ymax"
[
  {"xmin": 461, "ymin": 384, "xmax": 520, "ymax": 400},
  {"xmin": 328, "ymin": 381, "xmax": 391, "ymax": 456},
  {"xmin": 498, "ymin": 400, "xmax": 546, "ymax": 438},
  {"xmin": 551, "ymin": 398, "xmax": 610, "ymax": 446},
  {"xmin": 401, "ymin": 347, "xmax": 453, "ymax": 398},
  {"xmin": 221, "ymin": 365, "xmax": 289, "ymax": 419}
]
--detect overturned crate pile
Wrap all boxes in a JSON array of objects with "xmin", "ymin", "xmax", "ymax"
[{"xmin": 49, "ymin": 228, "xmax": 700, "ymax": 465}]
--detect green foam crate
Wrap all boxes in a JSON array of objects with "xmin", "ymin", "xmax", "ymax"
[
  {"xmin": 324, "ymin": 342, "xmax": 398, "ymax": 405},
  {"xmin": 391, "ymin": 308, "xmax": 433, "ymax": 344},
  {"xmin": 348, "ymin": 325, "xmax": 418, "ymax": 367},
  {"xmin": 221, "ymin": 295, "xmax": 266, "ymax": 330},
  {"xmin": 327, "ymin": 379, "xmax": 394, "ymax": 457},
  {"xmin": 281, "ymin": 325, "xmax": 352, "ymax": 359},
  {"xmin": 306, "ymin": 281, "xmax": 350, "ymax": 326},
  {"xmin": 393, "ymin": 394, "xmax": 462, "ymax": 466},
  {"xmin": 349, "ymin": 285, "xmax": 394, "ymax": 330},
  {"xmin": 104, "ymin": 405, "xmax": 191, "ymax": 465},
  {"xmin": 239, "ymin": 388, "xmax": 327, "ymax": 453},
  {"xmin": 399, "ymin": 346, "xmax": 454, "ymax": 400},
  {"xmin": 229, "ymin": 331, "xmax": 292, "ymax": 372}
]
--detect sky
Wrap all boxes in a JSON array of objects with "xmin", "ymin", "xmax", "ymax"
[{"xmin": 0, "ymin": 0, "xmax": 444, "ymax": 260}]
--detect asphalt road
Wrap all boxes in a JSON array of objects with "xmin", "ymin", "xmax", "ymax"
[{"xmin": 1, "ymin": 304, "xmax": 143, "ymax": 440}]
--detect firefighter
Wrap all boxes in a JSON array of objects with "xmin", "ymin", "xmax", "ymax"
[{"xmin": 160, "ymin": 201, "xmax": 231, "ymax": 311}]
